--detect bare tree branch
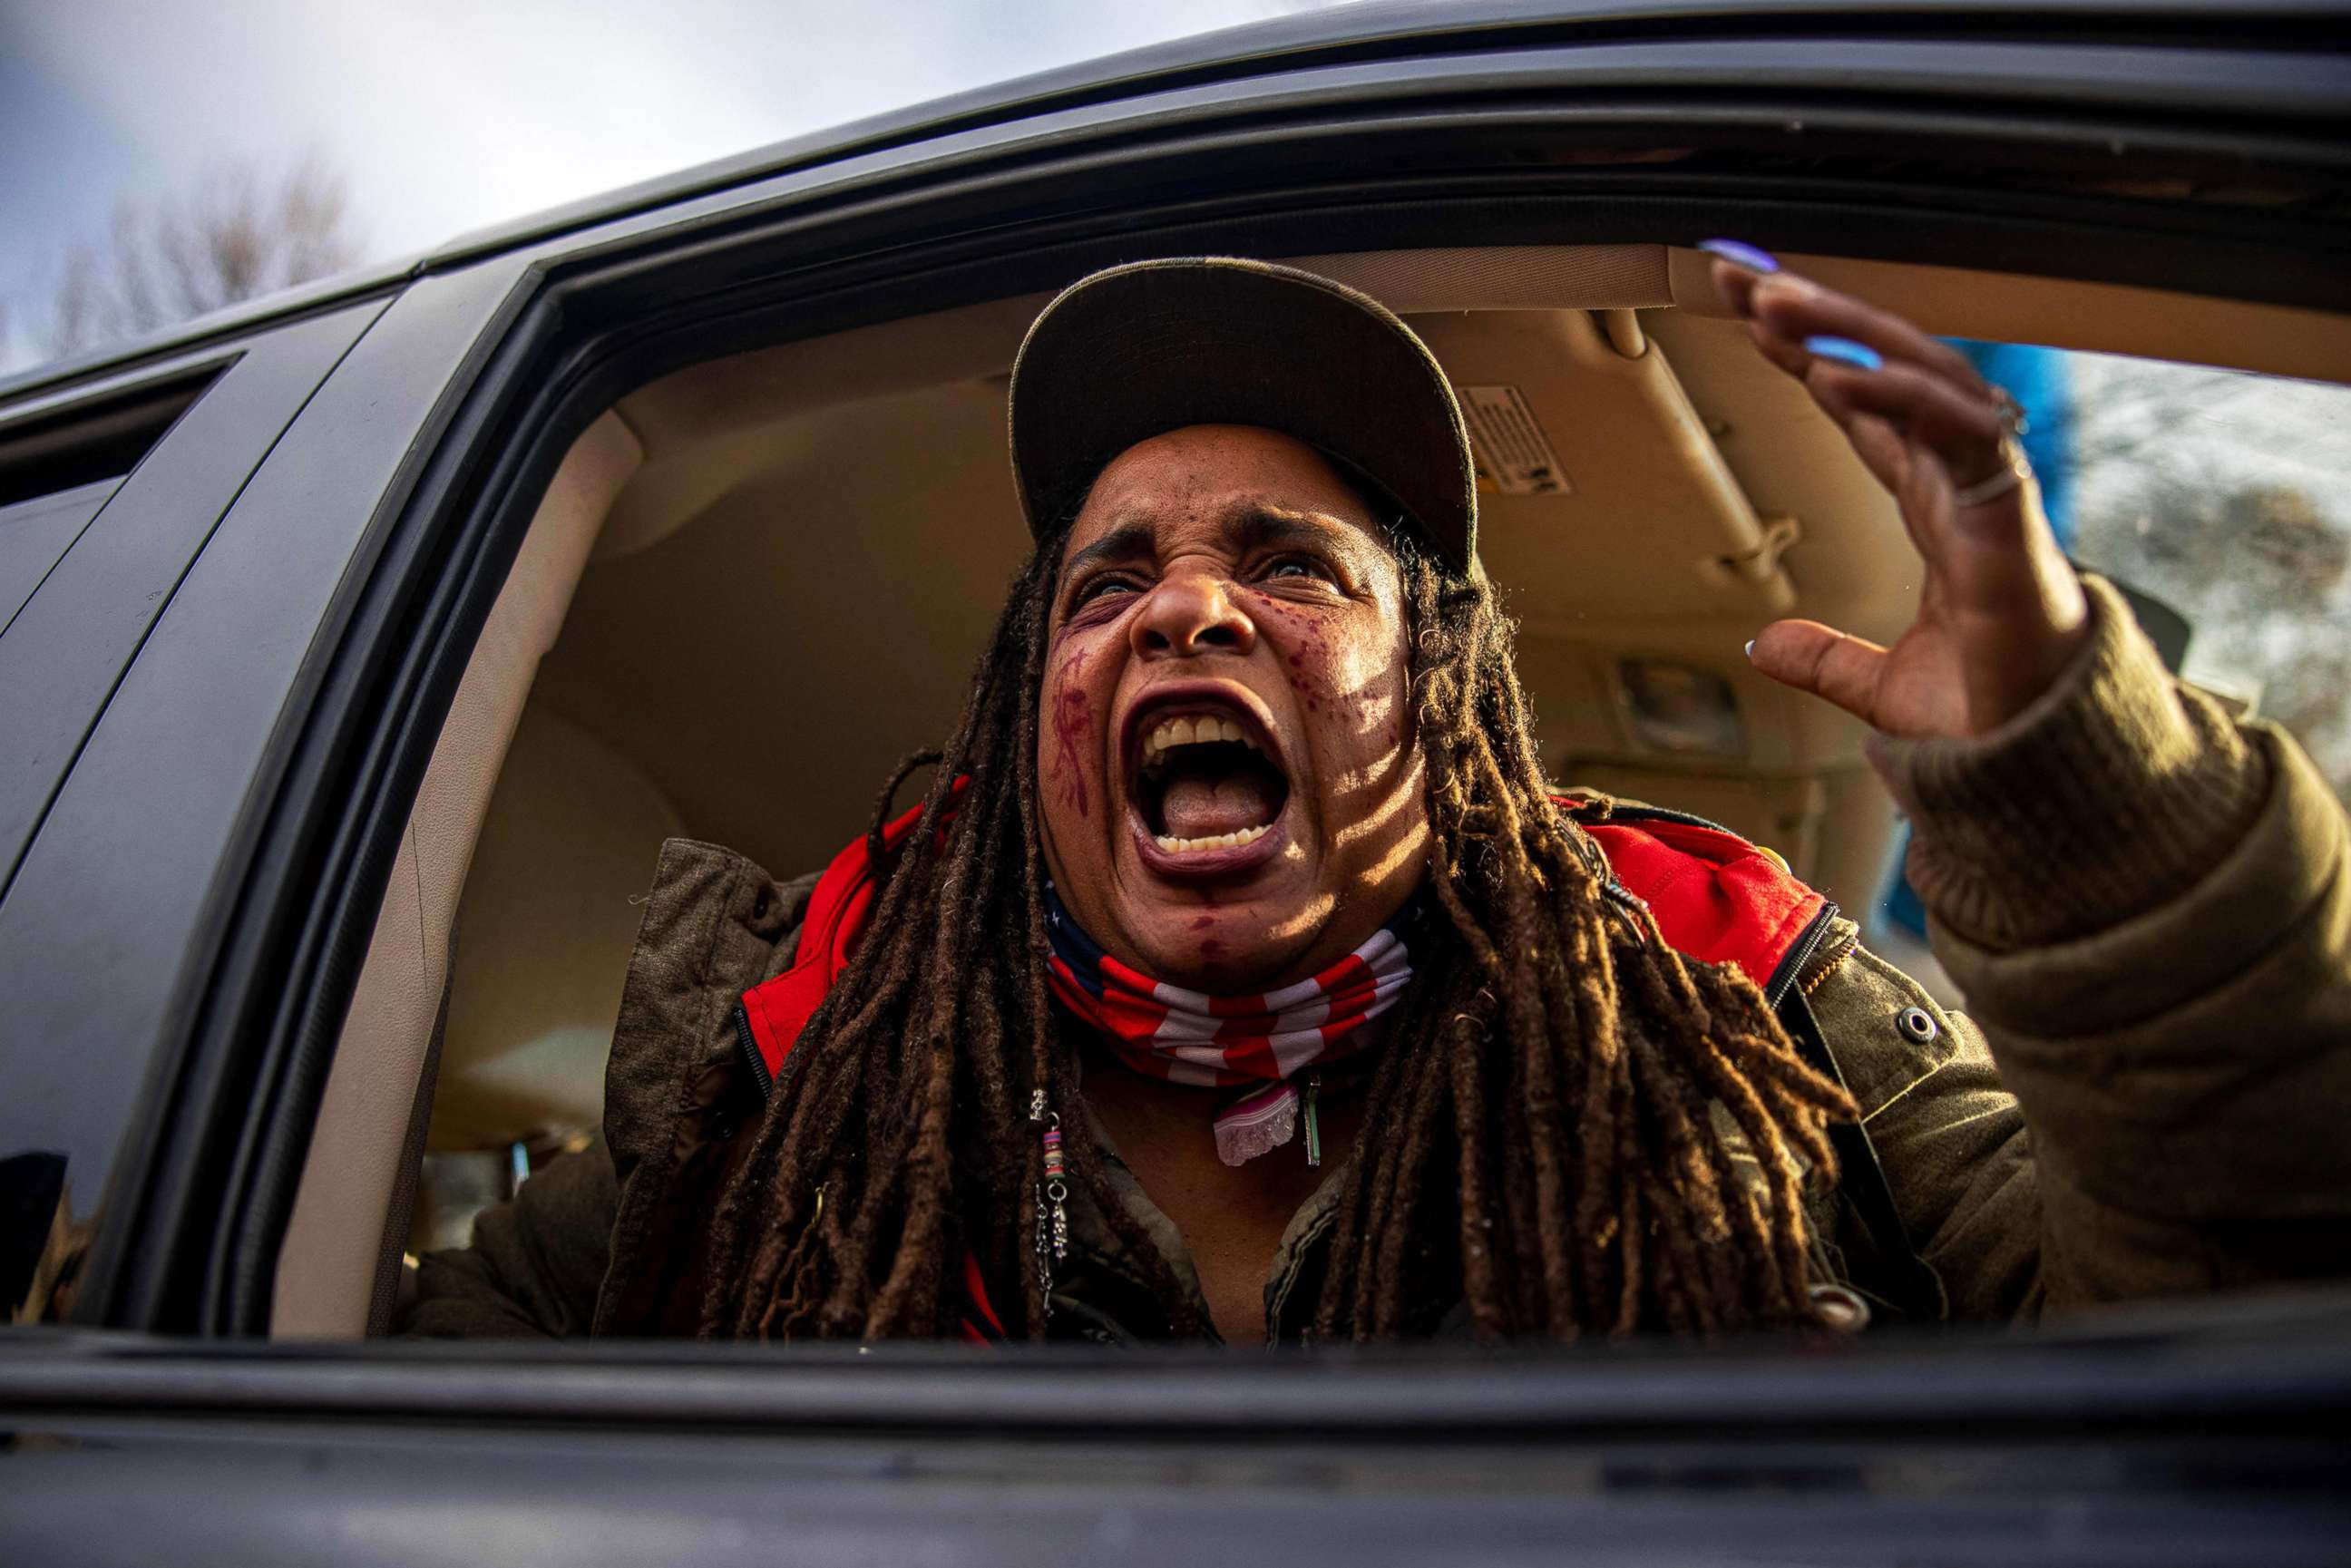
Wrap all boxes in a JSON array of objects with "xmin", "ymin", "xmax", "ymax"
[{"xmin": 19, "ymin": 155, "xmax": 360, "ymax": 360}]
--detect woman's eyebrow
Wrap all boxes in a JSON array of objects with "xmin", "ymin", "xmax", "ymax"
[
  {"xmin": 1232, "ymin": 506, "xmax": 1361, "ymax": 560},
  {"xmin": 1058, "ymin": 522, "xmax": 1157, "ymax": 585},
  {"xmin": 1059, "ymin": 508, "xmax": 1361, "ymax": 589}
]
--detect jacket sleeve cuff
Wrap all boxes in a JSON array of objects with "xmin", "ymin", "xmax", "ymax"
[{"xmin": 1864, "ymin": 574, "xmax": 2272, "ymax": 951}]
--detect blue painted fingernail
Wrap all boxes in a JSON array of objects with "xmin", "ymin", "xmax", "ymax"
[
  {"xmin": 1743, "ymin": 639, "xmax": 1756, "ymax": 660},
  {"xmin": 1804, "ymin": 335, "xmax": 1883, "ymax": 371},
  {"xmin": 1698, "ymin": 239, "xmax": 1779, "ymax": 273}
]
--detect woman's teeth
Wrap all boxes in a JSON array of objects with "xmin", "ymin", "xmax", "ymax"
[
  {"xmin": 1142, "ymin": 714, "xmax": 1258, "ymax": 769},
  {"xmin": 1153, "ymin": 823, "xmax": 1271, "ymax": 854}
]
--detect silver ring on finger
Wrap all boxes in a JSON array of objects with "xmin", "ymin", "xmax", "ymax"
[
  {"xmin": 1951, "ymin": 430, "xmax": 2032, "ymax": 507},
  {"xmin": 1949, "ymin": 384, "xmax": 2033, "ymax": 507},
  {"xmin": 1990, "ymin": 385, "xmax": 2030, "ymax": 439}
]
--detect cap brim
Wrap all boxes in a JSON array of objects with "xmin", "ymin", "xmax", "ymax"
[{"xmin": 1008, "ymin": 258, "xmax": 1477, "ymax": 574}]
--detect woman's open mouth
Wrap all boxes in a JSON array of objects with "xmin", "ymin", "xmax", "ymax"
[{"xmin": 1122, "ymin": 693, "xmax": 1293, "ymax": 877}]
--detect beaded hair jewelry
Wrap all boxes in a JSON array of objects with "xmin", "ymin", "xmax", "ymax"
[{"xmin": 1029, "ymin": 1088, "xmax": 1068, "ymax": 1315}]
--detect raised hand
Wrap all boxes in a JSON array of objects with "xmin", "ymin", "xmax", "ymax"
[{"xmin": 1701, "ymin": 241, "xmax": 2091, "ymax": 740}]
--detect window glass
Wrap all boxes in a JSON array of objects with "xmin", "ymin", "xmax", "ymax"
[
  {"xmin": 1868, "ymin": 344, "xmax": 2351, "ymax": 976},
  {"xmin": 2059, "ymin": 351, "xmax": 2351, "ymax": 803}
]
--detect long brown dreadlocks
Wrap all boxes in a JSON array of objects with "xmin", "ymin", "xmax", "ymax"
[{"xmin": 698, "ymin": 519, "xmax": 1855, "ymax": 1345}]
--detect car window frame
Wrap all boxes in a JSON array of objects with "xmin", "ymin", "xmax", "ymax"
[{"xmin": 5, "ymin": 6, "xmax": 2343, "ymax": 1354}]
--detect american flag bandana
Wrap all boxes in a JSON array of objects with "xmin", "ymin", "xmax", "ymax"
[{"xmin": 1043, "ymin": 885, "xmax": 1423, "ymax": 1164}]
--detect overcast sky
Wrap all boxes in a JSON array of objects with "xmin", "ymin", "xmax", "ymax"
[{"xmin": 1, "ymin": 0, "xmax": 1342, "ymax": 372}]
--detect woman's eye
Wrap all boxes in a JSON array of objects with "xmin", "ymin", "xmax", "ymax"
[
  {"xmin": 1072, "ymin": 577, "xmax": 1138, "ymax": 609},
  {"xmin": 1265, "ymin": 558, "xmax": 1334, "ymax": 584}
]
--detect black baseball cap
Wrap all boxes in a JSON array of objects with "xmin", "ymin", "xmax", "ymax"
[{"xmin": 1007, "ymin": 258, "xmax": 1478, "ymax": 575}]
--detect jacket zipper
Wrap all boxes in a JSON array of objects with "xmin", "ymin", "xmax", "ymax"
[
  {"xmin": 734, "ymin": 1001, "xmax": 774, "ymax": 1104},
  {"xmin": 1765, "ymin": 901, "xmax": 1841, "ymax": 1008}
]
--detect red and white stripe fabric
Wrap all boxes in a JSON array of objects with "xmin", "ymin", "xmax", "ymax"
[{"xmin": 1042, "ymin": 883, "xmax": 1419, "ymax": 1090}]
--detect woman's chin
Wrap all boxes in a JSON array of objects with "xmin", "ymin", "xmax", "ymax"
[{"xmin": 1119, "ymin": 901, "xmax": 1312, "ymax": 992}]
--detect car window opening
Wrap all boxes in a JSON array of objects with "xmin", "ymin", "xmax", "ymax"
[{"xmin": 14, "ymin": 246, "xmax": 2348, "ymax": 1353}]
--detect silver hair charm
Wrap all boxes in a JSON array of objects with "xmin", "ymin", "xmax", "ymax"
[{"xmin": 1029, "ymin": 1087, "xmax": 1067, "ymax": 1319}]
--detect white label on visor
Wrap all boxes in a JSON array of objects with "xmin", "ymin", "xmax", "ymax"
[{"xmin": 1458, "ymin": 383, "xmax": 1572, "ymax": 497}]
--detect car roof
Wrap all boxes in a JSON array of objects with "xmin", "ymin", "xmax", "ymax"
[{"xmin": 4, "ymin": 0, "xmax": 2340, "ymax": 405}]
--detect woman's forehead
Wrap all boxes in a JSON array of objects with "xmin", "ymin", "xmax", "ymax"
[{"xmin": 1060, "ymin": 424, "xmax": 1393, "ymax": 562}]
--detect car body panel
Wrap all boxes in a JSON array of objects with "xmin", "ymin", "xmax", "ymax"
[
  {"xmin": 0, "ymin": 479, "xmax": 119, "ymax": 634},
  {"xmin": 4, "ymin": 1315, "xmax": 2349, "ymax": 1564},
  {"xmin": 417, "ymin": 0, "xmax": 2351, "ymax": 270},
  {"xmin": 444, "ymin": 31, "xmax": 2351, "ymax": 326},
  {"xmin": 0, "ymin": 274, "xmax": 515, "ymax": 1299},
  {"xmin": 0, "ymin": 307, "xmax": 384, "ymax": 894}
]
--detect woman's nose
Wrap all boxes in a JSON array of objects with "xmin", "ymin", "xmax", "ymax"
[{"xmin": 1130, "ymin": 568, "xmax": 1256, "ymax": 660}]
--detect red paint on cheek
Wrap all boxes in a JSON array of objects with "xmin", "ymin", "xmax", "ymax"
[
  {"xmin": 1048, "ymin": 647, "xmax": 1092, "ymax": 820},
  {"xmin": 1264, "ymin": 601, "xmax": 1340, "ymax": 694}
]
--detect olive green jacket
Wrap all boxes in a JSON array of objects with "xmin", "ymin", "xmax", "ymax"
[{"xmin": 404, "ymin": 579, "xmax": 2351, "ymax": 1339}]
